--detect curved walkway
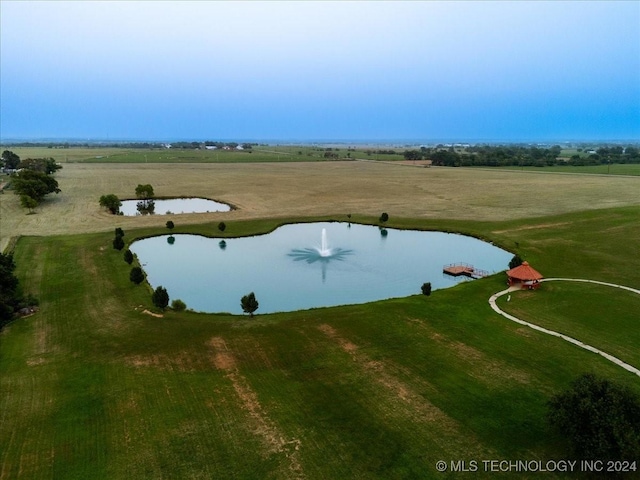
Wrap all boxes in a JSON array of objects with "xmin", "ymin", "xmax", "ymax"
[{"xmin": 489, "ymin": 278, "xmax": 640, "ymax": 378}]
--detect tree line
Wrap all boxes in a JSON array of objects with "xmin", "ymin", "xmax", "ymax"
[{"xmin": 401, "ymin": 145, "xmax": 640, "ymax": 167}]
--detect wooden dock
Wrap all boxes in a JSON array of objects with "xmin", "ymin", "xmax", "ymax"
[{"xmin": 443, "ymin": 263, "xmax": 489, "ymax": 279}]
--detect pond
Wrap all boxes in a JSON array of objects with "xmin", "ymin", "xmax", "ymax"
[
  {"xmin": 130, "ymin": 222, "xmax": 512, "ymax": 314},
  {"xmin": 120, "ymin": 197, "xmax": 231, "ymax": 216}
]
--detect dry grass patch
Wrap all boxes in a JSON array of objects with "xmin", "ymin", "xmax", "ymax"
[{"xmin": 2, "ymin": 161, "xmax": 639, "ymax": 251}]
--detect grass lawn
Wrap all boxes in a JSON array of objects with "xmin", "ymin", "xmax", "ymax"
[
  {"xmin": 498, "ymin": 282, "xmax": 640, "ymax": 369},
  {"xmin": 1, "ymin": 157, "xmax": 639, "ymax": 479}
]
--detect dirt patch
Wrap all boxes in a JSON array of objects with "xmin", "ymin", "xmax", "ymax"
[
  {"xmin": 141, "ymin": 309, "xmax": 163, "ymax": 318},
  {"xmin": 492, "ymin": 222, "xmax": 571, "ymax": 234},
  {"xmin": 207, "ymin": 336, "xmax": 304, "ymax": 478}
]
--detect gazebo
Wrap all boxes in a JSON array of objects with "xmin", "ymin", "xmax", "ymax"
[{"xmin": 506, "ymin": 261, "xmax": 543, "ymax": 289}]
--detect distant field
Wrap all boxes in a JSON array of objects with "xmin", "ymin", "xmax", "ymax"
[
  {"xmin": 4, "ymin": 145, "xmax": 405, "ymax": 164},
  {"xmin": 2, "ymin": 161, "xmax": 639, "ymax": 252}
]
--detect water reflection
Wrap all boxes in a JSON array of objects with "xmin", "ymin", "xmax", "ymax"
[{"xmin": 288, "ymin": 247, "xmax": 354, "ymax": 282}]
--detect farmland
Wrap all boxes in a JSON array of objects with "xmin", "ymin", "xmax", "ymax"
[{"xmin": 1, "ymin": 156, "xmax": 639, "ymax": 479}]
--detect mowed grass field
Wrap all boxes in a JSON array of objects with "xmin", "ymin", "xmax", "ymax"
[{"xmin": 1, "ymin": 159, "xmax": 640, "ymax": 479}]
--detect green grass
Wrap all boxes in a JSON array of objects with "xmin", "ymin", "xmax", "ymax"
[
  {"xmin": 2, "ymin": 207, "xmax": 640, "ymax": 479},
  {"xmin": 498, "ymin": 282, "xmax": 640, "ymax": 368}
]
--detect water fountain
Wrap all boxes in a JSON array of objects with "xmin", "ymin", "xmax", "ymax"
[
  {"xmin": 287, "ymin": 227, "xmax": 353, "ymax": 283},
  {"xmin": 288, "ymin": 228, "xmax": 353, "ymax": 265},
  {"xmin": 317, "ymin": 228, "xmax": 332, "ymax": 257}
]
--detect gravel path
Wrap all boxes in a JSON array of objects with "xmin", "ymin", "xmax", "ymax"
[{"xmin": 489, "ymin": 278, "xmax": 640, "ymax": 377}]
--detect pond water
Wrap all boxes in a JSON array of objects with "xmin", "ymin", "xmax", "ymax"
[
  {"xmin": 120, "ymin": 197, "xmax": 231, "ymax": 216},
  {"xmin": 130, "ymin": 222, "xmax": 512, "ymax": 314}
]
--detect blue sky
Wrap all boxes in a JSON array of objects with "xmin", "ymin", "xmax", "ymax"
[{"xmin": 1, "ymin": 1, "xmax": 639, "ymax": 142}]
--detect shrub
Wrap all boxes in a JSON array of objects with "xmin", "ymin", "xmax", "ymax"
[
  {"xmin": 99, "ymin": 194, "xmax": 121, "ymax": 214},
  {"xmin": 421, "ymin": 282, "xmax": 432, "ymax": 296},
  {"xmin": 240, "ymin": 292, "xmax": 259, "ymax": 317},
  {"xmin": 379, "ymin": 212, "xmax": 389, "ymax": 223},
  {"xmin": 218, "ymin": 222, "xmax": 226, "ymax": 232},
  {"xmin": 509, "ymin": 254, "xmax": 523, "ymax": 269},
  {"xmin": 548, "ymin": 373, "xmax": 640, "ymax": 460},
  {"xmin": 171, "ymin": 299, "xmax": 187, "ymax": 312},
  {"xmin": 115, "ymin": 227, "xmax": 124, "ymax": 237},
  {"xmin": 151, "ymin": 286, "xmax": 169, "ymax": 310},
  {"xmin": 113, "ymin": 235, "xmax": 125, "ymax": 251},
  {"xmin": 129, "ymin": 267, "xmax": 145, "ymax": 285},
  {"xmin": 123, "ymin": 249, "xmax": 134, "ymax": 265},
  {"xmin": 166, "ymin": 220, "xmax": 174, "ymax": 230}
]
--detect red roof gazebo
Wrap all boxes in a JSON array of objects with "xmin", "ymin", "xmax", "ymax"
[{"xmin": 506, "ymin": 261, "xmax": 543, "ymax": 289}]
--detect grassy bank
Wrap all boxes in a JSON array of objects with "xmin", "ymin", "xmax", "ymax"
[{"xmin": 2, "ymin": 207, "xmax": 639, "ymax": 479}]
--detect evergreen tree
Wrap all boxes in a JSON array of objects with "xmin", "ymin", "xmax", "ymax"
[
  {"xmin": 240, "ymin": 292, "xmax": 259, "ymax": 317},
  {"xmin": 129, "ymin": 267, "xmax": 145, "ymax": 284},
  {"xmin": 151, "ymin": 286, "xmax": 169, "ymax": 310},
  {"xmin": 123, "ymin": 249, "xmax": 134, "ymax": 265}
]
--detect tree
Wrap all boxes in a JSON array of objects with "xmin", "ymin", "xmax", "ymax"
[
  {"xmin": 166, "ymin": 220, "xmax": 174, "ymax": 231},
  {"xmin": 129, "ymin": 267, "xmax": 145, "ymax": 284},
  {"xmin": 12, "ymin": 170, "xmax": 60, "ymax": 204},
  {"xmin": 123, "ymin": 249, "xmax": 134, "ymax": 264},
  {"xmin": 548, "ymin": 373, "xmax": 640, "ymax": 460},
  {"xmin": 18, "ymin": 157, "xmax": 61, "ymax": 174},
  {"xmin": 403, "ymin": 150, "xmax": 422, "ymax": 161},
  {"xmin": 135, "ymin": 184, "xmax": 155, "ymax": 199},
  {"xmin": 240, "ymin": 292, "xmax": 259, "ymax": 317},
  {"xmin": 115, "ymin": 227, "xmax": 124, "ymax": 237},
  {"xmin": 20, "ymin": 195, "xmax": 38, "ymax": 213},
  {"xmin": 99, "ymin": 194, "xmax": 121, "ymax": 214},
  {"xmin": 0, "ymin": 253, "xmax": 21, "ymax": 325},
  {"xmin": 171, "ymin": 299, "xmax": 187, "ymax": 312},
  {"xmin": 113, "ymin": 235, "xmax": 125, "ymax": 251},
  {"xmin": 379, "ymin": 212, "xmax": 389, "ymax": 223},
  {"xmin": 421, "ymin": 282, "xmax": 432, "ymax": 296},
  {"xmin": 218, "ymin": 222, "xmax": 226, "ymax": 232},
  {"xmin": 509, "ymin": 254, "xmax": 523, "ymax": 269},
  {"xmin": 151, "ymin": 286, "xmax": 169, "ymax": 310},
  {"xmin": 1, "ymin": 150, "xmax": 20, "ymax": 170}
]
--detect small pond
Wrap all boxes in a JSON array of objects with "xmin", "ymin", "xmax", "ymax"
[
  {"xmin": 130, "ymin": 222, "xmax": 512, "ymax": 314},
  {"xmin": 120, "ymin": 197, "xmax": 231, "ymax": 216}
]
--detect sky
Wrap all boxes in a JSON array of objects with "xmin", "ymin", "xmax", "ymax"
[{"xmin": 1, "ymin": 1, "xmax": 639, "ymax": 143}]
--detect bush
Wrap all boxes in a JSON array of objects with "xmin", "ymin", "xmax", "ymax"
[
  {"xmin": 379, "ymin": 212, "xmax": 389, "ymax": 223},
  {"xmin": 123, "ymin": 249, "xmax": 134, "ymax": 265},
  {"xmin": 421, "ymin": 282, "xmax": 432, "ymax": 296},
  {"xmin": 166, "ymin": 220, "xmax": 174, "ymax": 230},
  {"xmin": 113, "ymin": 235, "xmax": 125, "ymax": 251},
  {"xmin": 218, "ymin": 222, "xmax": 226, "ymax": 232},
  {"xmin": 547, "ymin": 373, "xmax": 640, "ymax": 460},
  {"xmin": 509, "ymin": 254, "xmax": 523, "ymax": 269},
  {"xmin": 99, "ymin": 194, "xmax": 121, "ymax": 214},
  {"xmin": 129, "ymin": 267, "xmax": 145, "ymax": 285},
  {"xmin": 171, "ymin": 299, "xmax": 187, "ymax": 312},
  {"xmin": 115, "ymin": 227, "xmax": 124, "ymax": 237},
  {"xmin": 240, "ymin": 292, "xmax": 259, "ymax": 317},
  {"xmin": 151, "ymin": 286, "xmax": 169, "ymax": 310}
]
